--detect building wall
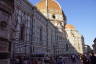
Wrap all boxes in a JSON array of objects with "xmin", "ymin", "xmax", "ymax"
[
  {"xmin": 12, "ymin": 0, "xmax": 69, "ymax": 57},
  {"xmin": 65, "ymin": 25, "xmax": 84, "ymax": 54},
  {"xmin": 32, "ymin": 7, "xmax": 67, "ymax": 56},
  {"xmin": 36, "ymin": 0, "xmax": 69, "ymax": 56},
  {"xmin": 0, "ymin": 0, "xmax": 14, "ymax": 64},
  {"xmin": 13, "ymin": 0, "xmax": 34, "ymax": 57},
  {"xmin": 32, "ymin": 8, "xmax": 48, "ymax": 55}
]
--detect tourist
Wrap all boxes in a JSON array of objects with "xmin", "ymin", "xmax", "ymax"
[
  {"xmin": 71, "ymin": 55, "xmax": 76, "ymax": 63},
  {"xmin": 81, "ymin": 54, "xmax": 90, "ymax": 64},
  {"xmin": 56, "ymin": 57, "xmax": 65, "ymax": 64},
  {"xmin": 90, "ymin": 53, "xmax": 96, "ymax": 64}
]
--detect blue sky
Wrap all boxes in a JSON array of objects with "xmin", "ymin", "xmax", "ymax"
[{"xmin": 28, "ymin": 0, "xmax": 96, "ymax": 47}]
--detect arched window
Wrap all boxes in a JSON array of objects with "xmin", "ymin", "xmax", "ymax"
[{"xmin": 52, "ymin": 14, "xmax": 56, "ymax": 19}]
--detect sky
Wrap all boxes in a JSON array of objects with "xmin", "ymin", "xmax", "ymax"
[{"xmin": 28, "ymin": 0, "xmax": 96, "ymax": 47}]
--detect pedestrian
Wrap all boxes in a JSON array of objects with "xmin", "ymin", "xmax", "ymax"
[
  {"xmin": 49, "ymin": 57, "xmax": 56, "ymax": 64},
  {"xmin": 37, "ymin": 58, "xmax": 42, "ymax": 64},
  {"xmin": 15, "ymin": 58, "xmax": 19, "ymax": 64},
  {"xmin": 32, "ymin": 58, "xmax": 38, "ymax": 64},
  {"xmin": 71, "ymin": 55, "xmax": 76, "ymax": 63},
  {"xmin": 90, "ymin": 53, "xmax": 96, "ymax": 64},
  {"xmin": 44, "ymin": 57, "xmax": 50, "ymax": 64},
  {"xmin": 81, "ymin": 54, "xmax": 90, "ymax": 64},
  {"xmin": 23, "ymin": 58, "xmax": 28, "ymax": 64},
  {"xmin": 56, "ymin": 57, "xmax": 64, "ymax": 64},
  {"xmin": 15, "ymin": 56, "xmax": 23, "ymax": 64}
]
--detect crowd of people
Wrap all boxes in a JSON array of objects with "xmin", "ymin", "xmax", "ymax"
[
  {"xmin": 80, "ymin": 52, "xmax": 96, "ymax": 64},
  {"xmin": 13, "ymin": 52, "xmax": 96, "ymax": 64},
  {"xmin": 14, "ymin": 56, "xmax": 65, "ymax": 64}
]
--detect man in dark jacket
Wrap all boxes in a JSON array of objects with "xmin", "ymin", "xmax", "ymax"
[{"xmin": 90, "ymin": 53, "xmax": 96, "ymax": 64}]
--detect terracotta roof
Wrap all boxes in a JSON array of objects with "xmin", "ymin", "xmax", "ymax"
[
  {"xmin": 36, "ymin": 0, "xmax": 62, "ymax": 14},
  {"xmin": 65, "ymin": 24, "xmax": 75, "ymax": 29}
]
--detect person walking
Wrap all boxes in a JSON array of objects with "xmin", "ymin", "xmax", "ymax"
[
  {"xmin": 90, "ymin": 53, "xmax": 96, "ymax": 64},
  {"xmin": 32, "ymin": 58, "xmax": 38, "ymax": 64},
  {"xmin": 71, "ymin": 55, "xmax": 76, "ymax": 63},
  {"xmin": 56, "ymin": 57, "xmax": 65, "ymax": 64},
  {"xmin": 81, "ymin": 54, "xmax": 90, "ymax": 64}
]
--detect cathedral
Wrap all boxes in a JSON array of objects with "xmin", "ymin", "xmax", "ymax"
[
  {"xmin": 36, "ymin": 0, "xmax": 68, "ymax": 56},
  {"xmin": 0, "ymin": 0, "xmax": 85, "ymax": 64},
  {"xmin": 35, "ymin": 0, "xmax": 84, "ymax": 55}
]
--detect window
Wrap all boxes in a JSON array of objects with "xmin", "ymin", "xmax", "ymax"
[
  {"xmin": 52, "ymin": 14, "xmax": 56, "ymax": 19},
  {"xmin": 20, "ymin": 24, "xmax": 25, "ymax": 40},
  {"xmin": 71, "ymin": 32, "xmax": 75, "ymax": 37},
  {"xmin": 0, "ymin": 21, "xmax": 7, "ymax": 30},
  {"xmin": 66, "ymin": 44, "xmax": 69, "ymax": 51},
  {"xmin": 40, "ymin": 27, "xmax": 42, "ymax": 42}
]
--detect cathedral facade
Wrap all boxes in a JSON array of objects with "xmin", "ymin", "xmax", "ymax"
[
  {"xmin": 0, "ymin": 0, "xmax": 85, "ymax": 64},
  {"xmin": 36, "ymin": 0, "xmax": 68, "ymax": 56},
  {"xmin": 13, "ymin": 0, "xmax": 68, "ymax": 57}
]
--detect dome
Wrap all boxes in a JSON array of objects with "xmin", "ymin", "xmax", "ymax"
[
  {"xmin": 65, "ymin": 24, "xmax": 75, "ymax": 29},
  {"xmin": 36, "ymin": 0, "xmax": 62, "ymax": 14},
  {"xmin": 35, "ymin": 0, "xmax": 66, "ymax": 29}
]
